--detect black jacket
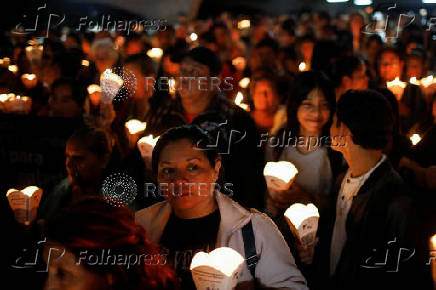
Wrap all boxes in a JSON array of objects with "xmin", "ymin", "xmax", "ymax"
[
  {"xmin": 314, "ymin": 160, "xmax": 429, "ymax": 290},
  {"xmin": 144, "ymin": 92, "xmax": 267, "ymax": 210}
]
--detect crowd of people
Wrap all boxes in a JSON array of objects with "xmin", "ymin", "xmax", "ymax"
[{"xmin": 2, "ymin": 7, "xmax": 436, "ymax": 290}]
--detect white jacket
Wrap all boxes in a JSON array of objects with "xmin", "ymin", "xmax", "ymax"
[{"xmin": 135, "ymin": 192, "xmax": 308, "ymax": 290}]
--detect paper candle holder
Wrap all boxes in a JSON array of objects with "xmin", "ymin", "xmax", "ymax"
[
  {"xmin": 6, "ymin": 186, "xmax": 43, "ymax": 226},
  {"xmin": 125, "ymin": 119, "xmax": 146, "ymax": 135},
  {"xmin": 190, "ymin": 247, "xmax": 245, "ymax": 290},
  {"xmin": 137, "ymin": 135, "xmax": 160, "ymax": 159},
  {"xmin": 263, "ymin": 161, "xmax": 298, "ymax": 191},
  {"xmin": 284, "ymin": 203, "xmax": 320, "ymax": 247},
  {"xmin": 100, "ymin": 69, "xmax": 124, "ymax": 103}
]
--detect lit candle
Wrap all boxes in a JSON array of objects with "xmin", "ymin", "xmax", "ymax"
[
  {"xmin": 6, "ymin": 186, "xmax": 43, "ymax": 226},
  {"xmin": 232, "ymin": 57, "xmax": 246, "ymax": 71},
  {"xmin": 263, "ymin": 161, "xmax": 298, "ymax": 191},
  {"xmin": 137, "ymin": 135, "xmax": 160, "ymax": 160},
  {"xmin": 125, "ymin": 119, "xmax": 146, "ymax": 135},
  {"xmin": 238, "ymin": 77, "xmax": 250, "ymax": 89},
  {"xmin": 87, "ymin": 84, "xmax": 101, "ymax": 94},
  {"xmin": 147, "ymin": 48, "xmax": 163, "ymax": 61},
  {"xmin": 2, "ymin": 57, "xmax": 10, "ymax": 67},
  {"xmin": 81, "ymin": 59, "xmax": 90, "ymax": 67},
  {"xmin": 386, "ymin": 77, "xmax": 406, "ymax": 100},
  {"xmin": 21, "ymin": 73, "xmax": 38, "ymax": 89},
  {"xmin": 100, "ymin": 69, "xmax": 124, "ymax": 104},
  {"xmin": 238, "ymin": 19, "xmax": 251, "ymax": 30},
  {"xmin": 298, "ymin": 62, "xmax": 308, "ymax": 72},
  {"xmin": 168, "ymin": 78, "xmax": 176, "ymax": 96},
  {"xmin": 8, "ymin": 65, "xmax": 18, "ymax": 74},
  {"xmin": 409, "ymin": 77, "xmax": 421, "ymax": 86},
  {"xmin": 410, "ymin": 133, "xmax": 422, "ymax": 146},
  {"xmin": 430, "ymin": 234, "xmax": 436, "ymax": 289},
  {"xmin": 420, "ymin": 75, "xmax": 435, "ymax": 88},
  {"xmin": 189, "ymin": 32, "xmax": 198, "ymax": 42},
  {"xmin": 9, "ymin": 95, "xmax": 32, "ymax": 114},
  {"xmin": 190, "ymin": 247, "xmax": 245, "ymax": 290},
  {"xmin": 284, "ymin": 203, "xmax": 320, "ymax": 247},
  {"xmin": 234, "ymin": 92, "xmax": 250, "ymax": 111}
]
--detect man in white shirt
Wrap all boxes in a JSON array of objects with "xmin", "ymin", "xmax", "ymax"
[{"xmin": 323, "ymin": 90, "xmax": 424, "ymax": 290}]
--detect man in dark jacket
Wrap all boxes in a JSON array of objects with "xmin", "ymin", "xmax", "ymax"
[
  {"xmin": 313, "ymin": 90, "xmax": 428, "ymax": 290},
  {"xmin": 144, "ymin": 47, "xmax": 267, "ymax": 210}
]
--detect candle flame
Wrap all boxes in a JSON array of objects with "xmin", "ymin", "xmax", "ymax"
[
  {"xmin": 386, "ymin": 77, "xmax": 407, "ymax": 89},
  {"xmin": 168, "ymin": 78, "xmax": 176, "ymax": 94},
  {"xmin": 234, "ymin": 92, "xmax": 250, "ymax": 111},
  {"xmin": 238, "ymin": 77, "xmax": 250, "ymax": 89},
  {"xmin": 138, "ymin": 134, "xmax": 160, "ymax": 147},
  {"xmin": 409, "ymin": 77, "xmax": 420, "ymax": 85},
  {"xmin": 190, "ymin": 247, "xmax": 245, "ymax": 277},
  {"xmin": 7, "ymin": 186, "xmax": 41, "ymax": 197},
  {"xmin": 238, "ymin": 19, "xmax": 251, "ymax": 30},
  {"xmin": 298, "ymin": 62, "xmax": 307, "ymax": 72},
  {"xmin": 81, "ymin": 59, "xmax": 90, "ymax": 67},
  {"xmin": 22, "ymin": 73, "xmax": 36, "ymax": 81},
  {"xmin": 410, "ymin": 133, "xmax": 422, "ymax": 146},
  {"xmin": 8, "ymin": 65, "xmax": 18, "ymax": 73},
  {"xmin": 147, "ymin": 48, "xmax": 163, "ymax": 59},
  {"xmin": 87, "ymin": 84, "xmax": 101, "ymax": 94},
  {"xmin": 189, "ymin": 33, "xmax": 198, "ymax": 41},
  {"xmin": 125, "ymin": 119, "xmax": 146, "ymax": 134},
  {"xmin": 431, "ymin": 234, "xmax": 436, "ymax": 250},
  {"xmin": 420, "ymin": 75, "xmax": 435, "ymax": 88}
]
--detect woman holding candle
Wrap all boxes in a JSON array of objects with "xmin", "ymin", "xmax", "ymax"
[
  {"xmin": 135, "ymin": 124, "xmax": 308, "ymax": 290},
  {"xmin": 265, "ymin": 71, "xmax": 342, "ymax": 214}
]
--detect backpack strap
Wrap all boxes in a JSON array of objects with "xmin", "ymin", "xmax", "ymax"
[{"xmin": 241, "ymin": 220, "xmax": 259, "ymax": 278}]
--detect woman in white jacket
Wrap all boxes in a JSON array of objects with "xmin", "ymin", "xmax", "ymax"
[{"xmin": 135, "ymin": 124, "xmax": 308, "ymax": 290}]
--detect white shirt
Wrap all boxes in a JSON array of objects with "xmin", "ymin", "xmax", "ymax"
[
  {"xmin": 330, "ymin": 154, "xmax": 387, "ymax": 276},
  {"xmin": 279, "ymin": 146, "xmax": 333, "ymax": 196}
]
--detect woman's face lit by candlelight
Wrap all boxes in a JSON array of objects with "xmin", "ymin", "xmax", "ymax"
[
  {"xmin": 297, "ymin": 88, "xmax": 331, "ymax": 136},
  {"xmin": 252, "ymin": 80, "xmax": 279, "ymax": 112},
  {"xmin": 157, "ymin": 138, "xmax": 221, "ymax": 212}
]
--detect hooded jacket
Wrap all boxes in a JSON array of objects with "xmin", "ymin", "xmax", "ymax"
[{"xmin": 135, "ymin": 192, "xmax": 308, "ymax": 290}]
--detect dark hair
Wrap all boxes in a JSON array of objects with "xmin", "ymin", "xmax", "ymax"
[
  {"xmin": 51, "ymin": 77, "xmax": 86, "ymax": 105},
  {"xmin": 256, "ymin": 36, "xmax": 279, "ymax": 54},
  {"xmin": 125, "ymin": 53, "xmax": 156, "ymax": 76},
  {"xmin": 281, "ymin": 18, "xmax": 296, "ymax": 36},
  {"xmin": 44, "ymin": 197, "xmax": 175, "ymax": 290},
  {"xmin": 286, "ymin": 70, "xmax": 335, "ymax": 137},
  {"xmin": 182, "ymin": 47, "xmax": 222, "ymax": 77},
  {"xmin": 151, "ymin": 124, "xmax": 219, "ymax": 174},
  {"xmin": 330, "ymin": 55, "xmax": 366, "ymax": 88},
  {"xmin": 68, "ymin": 127, "xmax": 112, "ymax": 160},
  {"xmin": 336, "ymin": 90, "xmax": 393, "ymax": 149}
]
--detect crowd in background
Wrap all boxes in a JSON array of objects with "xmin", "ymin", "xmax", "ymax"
[{"xmin": 2, "ymin": 7, "xmax": 436, "ymax": 290}]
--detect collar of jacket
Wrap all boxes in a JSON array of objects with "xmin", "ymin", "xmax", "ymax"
[{"xmin": 135, "ymin": 191, "xmax": 252, "ymax": 246}]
